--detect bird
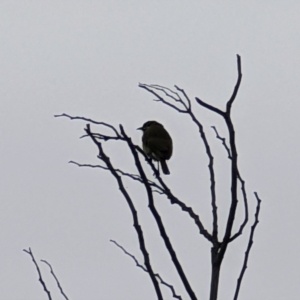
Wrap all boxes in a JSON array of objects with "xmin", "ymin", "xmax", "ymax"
[{"xmin": 137, "ymin": 120, "xmax": 173, "ymax": 175}]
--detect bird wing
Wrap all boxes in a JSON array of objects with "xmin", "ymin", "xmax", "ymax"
[{"xmin": 146, "ymin": 137, "xmax": 172, "ymax": 160}]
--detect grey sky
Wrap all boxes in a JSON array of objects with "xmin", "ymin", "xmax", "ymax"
[{"xmin": 1, "ymin": 1, "xmax": 299, "ymax": 299}]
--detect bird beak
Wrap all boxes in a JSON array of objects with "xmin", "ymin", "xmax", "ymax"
[{"xmin": 137, "ymin": 127, "xmax": 142, "ymax": 130}]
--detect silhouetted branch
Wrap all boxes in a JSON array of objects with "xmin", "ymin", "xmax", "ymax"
[
  {"xmin": 211, "ymin": 126, "xmax": 232, "ymax": 159},
  {"xmin": 196, "ymin": 54, "xmax": 241, "ymax": 117},
  {"xmin": 193, "ymin": 55, "xmax": 243, "ymax": 300},
  {"xmin": 150, "ymin": 84, "xmax": 182, "ymax": 102},
  {"xmin": 69, "ymin": 160, "xmax": 108, "ymax": 170},
  {"xmin": 120, "ymin": 126, "xmax": 198, "ymax": 300},
  {"xmin": 195, "ymin": 98, "xmax": 225, "ymax": 116},
  {"xmin": 84, "ymin": 124, "xmax": 163, "ymax": 300},
  {"xmin": 227, "ymin": 55, "xmax": 242, "ymax": 113},
  {"xmin": 214, "ymin": 55, "xmax": 242, "ymax": 248},
  {"xmin": 139, "ymin": 83, "xmax": 188, "ymax": 113},
  {"xmin": 69, "ymin": 161, "xmax": 166, "ymax": 194},
  {"xmin": 70, "ymin": 160, "xmax": 139, "ymax": 179},
  {"xmin": 229, "ymin": 175, "xmax": 248, "ymax": 242},
  {"xmin": 110, "ymin": 239, "xmax": 182, "ymax": 300},
  {"xmin": 233, "ymin": 192, "xmax": 261, "ymax": 300},
  {"xmin": 23, "ymin": 248, "xmax": 52, "ymax": 300},
  {"xmin": 174, "ymin": 85, "xmax": 192, "ymax": 110},
  {"xmin": 54, "ymin": 113, "xmax": 121, "ymax": 138},
  {"xmin": 91, "ymin": 132, "xmax": 122, "ymax": 141},
  {"xmin": 41, "ymin": 260, "xmax": 69, "ymax": 300},
  {"xmin": 210, "ymin": 126, "xmax": 249, "ymax": 243}
]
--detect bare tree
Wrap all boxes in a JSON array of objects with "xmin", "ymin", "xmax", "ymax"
[{"xmin": 27, "ymin": 55, "xmax": 261, "ymax": 300}]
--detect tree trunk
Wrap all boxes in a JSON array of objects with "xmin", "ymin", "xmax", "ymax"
[{"xmin": 209, "ymin": 248, "xmax": 221, "ymax": 300}]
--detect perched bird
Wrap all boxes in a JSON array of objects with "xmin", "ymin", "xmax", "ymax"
[{"xmin": 137, "ymin": 121, "xmax": 173, "ymax": 175}]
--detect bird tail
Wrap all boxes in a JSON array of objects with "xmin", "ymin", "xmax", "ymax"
[{"xmin": 160, "ymin": 160, "xmax": 170, "ymax": 175}]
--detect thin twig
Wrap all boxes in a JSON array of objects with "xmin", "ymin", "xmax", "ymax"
[
  {"xmin": 41, "ymin": 260, "xmax": 69, "ymax": 300},
  {"xmin": 195, "ymin": 98, "xmax": 225, "ymax": 116},
  {"xmin": 227, "ymin": 55, "xmax": 242, "ymax": 113},
  {"xmin": 233, "ymin": 192, "xmax": 261, "ymax": 300},
  {"xmin": 229, "ymin": 175, "xmax": 248, "ymax": 242},
  {"xmin": 139, "ymin": 84, "xmax": 187, "ymax": 113},
  {"xmin": 69, "ymin": 161, "xmax": 164, "ymax": 192},
  {"xmin": 210, "ymin": 126, "xmax": 249, "ymax": 242},
  {"xmin": 54, "ymin": 113, "xmax": 121, "ymax": 137},
  {"xmin": 92, "ymin": 132, "xmax": 123, "ymax": 141},
  {"xmin": 150, "ymin": 84, "xmax": 181, "ymax": 102},
  {"xmin": 174, "ymin": 85, "xmax": 192, "ymax": 110},
  {"xmin": 211, "ymin": 126, "xmax": 232, "ymax": 159},
  {"xmin": 23, "ymin": 248, "xmax": 52, "ymax": 300},
  {"xmin": 110, "ymin": 240, "xmax": 182, "ymax": 300}
]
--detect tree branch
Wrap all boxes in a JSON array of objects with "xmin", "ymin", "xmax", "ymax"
[
  {"xmin": 195, "ymin": 98, "xmax": 225, "ymax": 116},
  {"xmin": 110, "ymin": 239, "xmax": 183, "ymax": 300},
  {"xmin": 55, "ymin": 113, "xmax": 121, "ymax": 138},
  {"xmin": 23, "ymin": 248, "xmax": 52, "ymax": 300},
  {"xmin": 210, "ymin": 126, "xmax": 249, "ymax": 243},
  {"xmin": 212, "ymin": 55, "xmax": 243, "ymax": 261},
  {"xmin": 120, "ymin": 126, "xmax": 198, "ymax": 300},
  {"xmin": 229, "ymin": 174, "xmax": 248, "ymax": 242},
  {"xmin": 211, "ymin": 126, "xmax": 231, "ymax": 159},
  {"xmin": 69, "ymin": 161, "xmax": 167, "ymax": 195},
  {"xmin": 226, "ymin": 55, "xmax": 242, "ymax": 113},
  {"xmin": 85, "ymin": 124, "xmax": 163, "ymax": 300},
  {"xmin": 40, "ymin": 260, "xmax": 69, "ymax": 300},
  {"xmin": 233, "ymin": 192, "xmax": 261, "ymax": 300},
  {"xmin": 139, "ymin": 83, "xmax": 188, "ymax": 113}
]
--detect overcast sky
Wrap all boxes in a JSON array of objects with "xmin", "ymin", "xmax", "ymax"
[{"xmin": 1, "ymin": 1, "xmax": 300, "ymax": 300}]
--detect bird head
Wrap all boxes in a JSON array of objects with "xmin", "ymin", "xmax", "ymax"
[{"xmin": 137, "ymin": 120, "xmax": 163, "ymax": 132}]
